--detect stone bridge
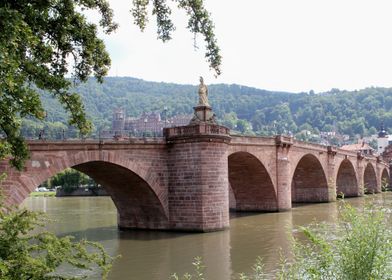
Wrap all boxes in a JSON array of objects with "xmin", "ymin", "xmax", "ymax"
[{"xmin": 0, "ymin": 123, "xmax": 389, "ymax": 232}]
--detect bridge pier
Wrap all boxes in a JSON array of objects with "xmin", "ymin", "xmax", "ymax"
[
  {"xmin": 376, "ymin": 159, "xmax": 384, "ymax": 193},
  {"xmin": 275, "ymin": 136, "xmax": 293, "ymax": 211},
  {"xmin": 165, "ymin": 123, "xmax": 231, "ymax": 232},
  {"xmin": 357, "ymin": 155, "xmax": 365, "ymax": 196},
  {"xmin": 326, "ymin": 147, "xmax": 337, "ymax": 201}
]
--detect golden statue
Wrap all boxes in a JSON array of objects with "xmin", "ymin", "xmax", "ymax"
[{"xmin": 198, "ymin": 76, "xmax": 209, "ymax": 106}]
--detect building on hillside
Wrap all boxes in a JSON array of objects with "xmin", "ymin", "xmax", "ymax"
[
  {"xmin": 341, "ymin": 140, "xmax": 375, "ymax": 155},
  {"xmin": 381, "ymin": 145, "xmax": 392, "ymax": 163},
  {"xmin": 319, "ymin": 130, "xmax": 350, "ymax": 146},
  {"xmin": 377, "ymin": 123, "xmax": 392, "ymax": 164},
  {"xmin": 377, "ymin": 123, "xmax": 392, "ymax": 155},
  {"xmin": 102, "ymin": 108, "xmax": 192, "ymax": 138}
]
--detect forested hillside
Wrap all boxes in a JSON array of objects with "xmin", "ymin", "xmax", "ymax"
[{"xmin": 22, "ymin": 77, "xmax": 392, "ymax": 140}]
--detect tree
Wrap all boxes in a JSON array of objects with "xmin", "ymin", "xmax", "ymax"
[{"xmin": 0, "ymin": 0, "xmax": 221, "ymax": 170}]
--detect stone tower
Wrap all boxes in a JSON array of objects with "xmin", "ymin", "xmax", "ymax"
[
  {"xmin": 112, "ymin": 108, "xmax": 125, "ymax": 134},
  {"xmin": 164, "ymin": 78, "xmax": 231, "ymax": 232},
  {"xmin": 377, "ymin": 122, "xmax": 389, "ymax": 154}
]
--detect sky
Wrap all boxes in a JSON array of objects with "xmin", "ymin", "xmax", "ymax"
[{"xmin": 94, "ymin": 0, "xmax": 392, "ymax": 92}]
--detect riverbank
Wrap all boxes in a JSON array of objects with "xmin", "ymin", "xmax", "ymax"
[
  {"xmin": 30, "ymin": 191, "xmax": 56, "ymax": 197},
  {"xmin": 55, "ymin": 188, "xmax": 108, "ymax": 197}
]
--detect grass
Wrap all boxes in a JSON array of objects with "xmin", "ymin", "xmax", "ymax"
[{"xmin": 30, "ymin": 191, "xmax": 56, "ymax": 197}]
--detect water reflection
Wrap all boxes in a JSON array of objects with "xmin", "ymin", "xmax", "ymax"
[
  {"xmin": 229, "ymin": 211, "xmax": 292, "ymax": 277},
  {"xmin": 21, "ymin": 193, "xmax": 392, "ymax": 280}
]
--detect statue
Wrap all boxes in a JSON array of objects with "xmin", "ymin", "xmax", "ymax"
[
  {"xmin": 198, "ymin": 76, "xmax": 209, "ymax": 106},
  {"xmin": 189, "ymin": 76, "xmax": 216, "ymax": 124}
]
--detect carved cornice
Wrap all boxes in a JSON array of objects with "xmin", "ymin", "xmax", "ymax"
[
  {"xmin": 275, "ymin": 135, "xmax": 293, "ymax": 148},
  {"xmin": 327, "ymin": 146, "xmax": 337, "ymax": 156},
  {"xmin": 164, "ymin": 123, "xmax": 231, "ymax": 144}
]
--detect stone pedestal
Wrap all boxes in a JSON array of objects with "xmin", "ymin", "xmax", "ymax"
[
  {"xmin": 164, "ymin": 122, "xmax": 231, "ymax": 232},
  {"xmin": 190, "ymin": 105, "xmax": 216, "ymax": 124}
]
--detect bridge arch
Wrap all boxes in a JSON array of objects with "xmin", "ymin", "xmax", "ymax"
[
  {"xmin": 291, "ymin": 154, "xmax": 329, "ymax": 203},
  {"xmin": 364, "ymin": 163, "xmax": 378, "ymax": 194},
  {"xmin": 336, "ymin": 159, "xmax": 358, "ymax": 197},
  {"xmin": 228, "ymin": 151, "xmax": 277, "ymax": 211},
  {"xmin": 6, "ymin": 150, "xmax": 169, "ymax": 229}
]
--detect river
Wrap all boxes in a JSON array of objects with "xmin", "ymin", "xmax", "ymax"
[{"xmin": 21, "ymin": 193, "xmax": 392, "ymax": 279}]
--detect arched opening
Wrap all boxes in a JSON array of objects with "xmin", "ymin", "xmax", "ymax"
[
  {"xmin": 228, "ymin": 152, "xmax": 277, "ymax": 211},
  {"xmin": 23, "ymin": 161, "xmax": 169, "ymax": 230},
  {"xmin": 381, "ymin": 168, "xmax": 390, "ymax": 191},
  {"xmin": 336, "ymin": 159, "xmax": 358, "ymax": 197},
  {"xmin": 291, "ymin": 154, "xmax": 328, "ymax": 203},
  {"xmin": 364, "ymin": 163, "xmax": 378, "ymax": 194}
]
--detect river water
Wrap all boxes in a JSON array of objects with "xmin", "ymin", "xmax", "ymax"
[{"xmin": 21, "ymin": 194, "xmax": 392, "ymax": 280}]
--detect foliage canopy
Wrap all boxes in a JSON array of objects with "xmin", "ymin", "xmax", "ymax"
[
  {"xmin": 0, "ymin": 0, "xmax": 116, "ymax": 169},
  {"xmin": 0, "ymin": 0, "xmax": 221, "ymax": 170}
]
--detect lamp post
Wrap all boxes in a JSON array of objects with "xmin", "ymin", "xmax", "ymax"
[
  {"xmin": 163, "ymin": 106, "xmax": 168, "ymax": 123},
  {"xmin": 144, "ymin": 118, "xmax": 148, "ymax": 137}
]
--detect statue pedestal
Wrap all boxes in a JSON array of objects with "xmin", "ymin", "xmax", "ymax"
[
  {"xmin": 190, "ymin": 105, "xmax": 216, "ymax": 124},
  {"xmin": 163, "ymin": 120, "xmax": 231, "ymax": 232}
]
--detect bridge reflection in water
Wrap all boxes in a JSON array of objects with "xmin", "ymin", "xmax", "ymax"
[{"xmin": 22, "ymin": 194, "xmax": 392, "ymax": 279}]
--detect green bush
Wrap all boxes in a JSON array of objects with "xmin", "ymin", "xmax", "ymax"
[
  {"xmin": 0, "ymin": 195, "xmax": 117, "ymax": 279},
  {"xmin": 277, "ymin": 201, "xmax": 392, "ymax": 280},
  {"xmin": 170, "ymin": 257, "xmax": 206, "ymax": 280}
]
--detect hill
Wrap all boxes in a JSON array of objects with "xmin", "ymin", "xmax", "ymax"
[{"xmin": 21, "ymin": 77, "xmax": 392, "ymax": 141}]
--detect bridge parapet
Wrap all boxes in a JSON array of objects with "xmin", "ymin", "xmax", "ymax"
[
  {"xmin": 164, "ymin": 123, "xmax": 230, "ymax": 142},
  {"xmin": 25, "ymin": 139, "xmax": 167, "ymax": 151},
  {"xmin": 293, "ymin": 139, "xmax": 331, "ymax": 152},
  {"xmin": 229, "ymin": 135, "xmax": 275, "ymax": 146}
]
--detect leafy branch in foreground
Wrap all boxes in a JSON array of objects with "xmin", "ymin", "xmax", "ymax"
[
  {"xmin": 0, "ymin": 194, "xmax": 118, "ymax": 280},
  {"xmin": 1, "ymin": 0, "xmax": 221, "ymax": 170},
  {"xmin": 0, "ymin": 0, "xmax": 117, "ymax": 170},
  {"xmin": 132, "ymin": 0, "xmax": 222, "ymax": 76}
]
